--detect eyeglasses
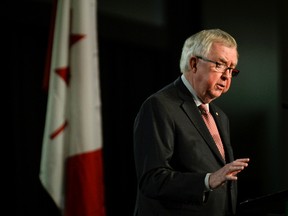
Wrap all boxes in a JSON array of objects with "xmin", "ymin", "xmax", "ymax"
[{"xmin": 196, "ymin": 56, "xmax": 240, "ymax": 77}]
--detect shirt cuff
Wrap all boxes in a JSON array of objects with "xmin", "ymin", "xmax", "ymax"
[{"xmin": 204, "ymin": 173, "xmax": 212, "ymax": 191}]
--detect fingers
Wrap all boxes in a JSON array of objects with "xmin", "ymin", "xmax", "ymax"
[
  {"xmin": 225, "ymin": 158, "xmax": 250, "ymax": 180},
  {"xmin": 234, "ymin": 158, "xmax": 250, "ymax": 163},
  {"xmin": 209, "ymin": 158, "xmax": 250, "ymax": 189},
  {"xmin": 234, "ymin": 158, "xmax": 250, "ymax": 165},
  {"xmin": 230, "ymin": 158, "xmax": 250, "ymax": 168}
]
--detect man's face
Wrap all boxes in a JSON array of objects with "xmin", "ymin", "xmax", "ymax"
[{"xmin": 187, "ymin": 42, "xmax": 238, "ymax": 104}]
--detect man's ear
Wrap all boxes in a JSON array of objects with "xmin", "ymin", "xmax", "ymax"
[{"xmin": 189, "ymin": 57, "xmax": 197, "ymax": 72}]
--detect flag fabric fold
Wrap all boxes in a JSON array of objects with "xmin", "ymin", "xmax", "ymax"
[{"xmin": 40, "ymin": 0, "xmax": 105, "ymax": 215}]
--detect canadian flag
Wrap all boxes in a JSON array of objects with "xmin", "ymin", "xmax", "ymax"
[{"xmin": 39, "ymin": 0, "xmax": 105, "ymax": 216}]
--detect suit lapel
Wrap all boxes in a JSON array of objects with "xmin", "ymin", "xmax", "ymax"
[
  {"xmin": 174, "ymin": 77, "xmax": 226, "ymax": 164},
  {"xmin": 182, "ymin": 102, "xmax": 226, "ymax": 164}
]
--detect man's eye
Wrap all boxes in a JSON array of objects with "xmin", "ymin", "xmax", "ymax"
[{"xmin": 215, "ymin": 63, "xmax": 222, "ymax": 68}]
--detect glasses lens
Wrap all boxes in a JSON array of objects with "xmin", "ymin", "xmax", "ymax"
[{"xmin": 232, "ymin": 69, "xmax": 240, "ymax": 77}]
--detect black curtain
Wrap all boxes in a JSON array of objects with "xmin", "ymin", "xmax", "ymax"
[{"xmin": 8, "ymin": 1, "xmax": 61, "ymax": 216}]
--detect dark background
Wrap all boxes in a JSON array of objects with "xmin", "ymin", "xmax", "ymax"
[{"xmin": 8, "ymin": 0, "xmax": 288, "ymax": 215}]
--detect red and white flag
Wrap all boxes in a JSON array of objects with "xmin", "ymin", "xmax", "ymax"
[{"xmin": 40, "ymin": 0, "xmax": 105, "ymax": 215}]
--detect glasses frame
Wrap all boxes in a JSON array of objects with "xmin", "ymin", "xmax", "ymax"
[{"xmin": 196, "ymin": 56, "xmax": 240, "ymax": 77}]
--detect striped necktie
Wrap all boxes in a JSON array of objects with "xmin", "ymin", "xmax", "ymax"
[{"xmin": 199, "ymin": 104, "xmax": 225, "ymax": 160}]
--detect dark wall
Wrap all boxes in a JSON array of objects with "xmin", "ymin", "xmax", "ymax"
[
  {"xmin": 280, "ymin": 0, "xmax": 288, "ymax": 187},
  {"xmin": 8, "ymin": 1, "xmax": 60, "ymax": 216}
]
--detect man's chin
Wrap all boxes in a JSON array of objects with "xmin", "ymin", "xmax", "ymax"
[{"xmin": 211, "ymin": 90, "xmax": 223, "ymax": 99}]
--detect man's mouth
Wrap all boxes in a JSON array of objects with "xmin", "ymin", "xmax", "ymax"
[{"xmin": 216, "ymin": 83, "xmax": 225, "ymax": 90}]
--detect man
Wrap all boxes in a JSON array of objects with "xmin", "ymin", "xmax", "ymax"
[{"xmin": 133, "ymin": 29, "xmax": 250, "ymax": 216}]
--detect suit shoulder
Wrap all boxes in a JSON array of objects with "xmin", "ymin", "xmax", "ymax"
[{"xmin": 145, "ymin": 82, "xmax": 179, "ymax": 104}]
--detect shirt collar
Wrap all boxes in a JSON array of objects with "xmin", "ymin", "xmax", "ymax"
[{"xmin": 181, "ymin": 74, "xmax": 209, "ymax": 111}]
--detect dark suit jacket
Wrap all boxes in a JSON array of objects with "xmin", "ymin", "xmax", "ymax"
[{"xmin": 133, "ymin": 76, "xmax": 237, "ymax": 216}]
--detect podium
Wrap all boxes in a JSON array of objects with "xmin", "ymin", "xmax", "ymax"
[{"xmin": 238, "ymin": 189, "xmax": 288, "ymax": 216}]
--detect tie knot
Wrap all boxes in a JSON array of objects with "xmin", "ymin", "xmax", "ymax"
[{"xmin": 199, "ymin": 104, "xmax": 208, "ymax": 114}]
